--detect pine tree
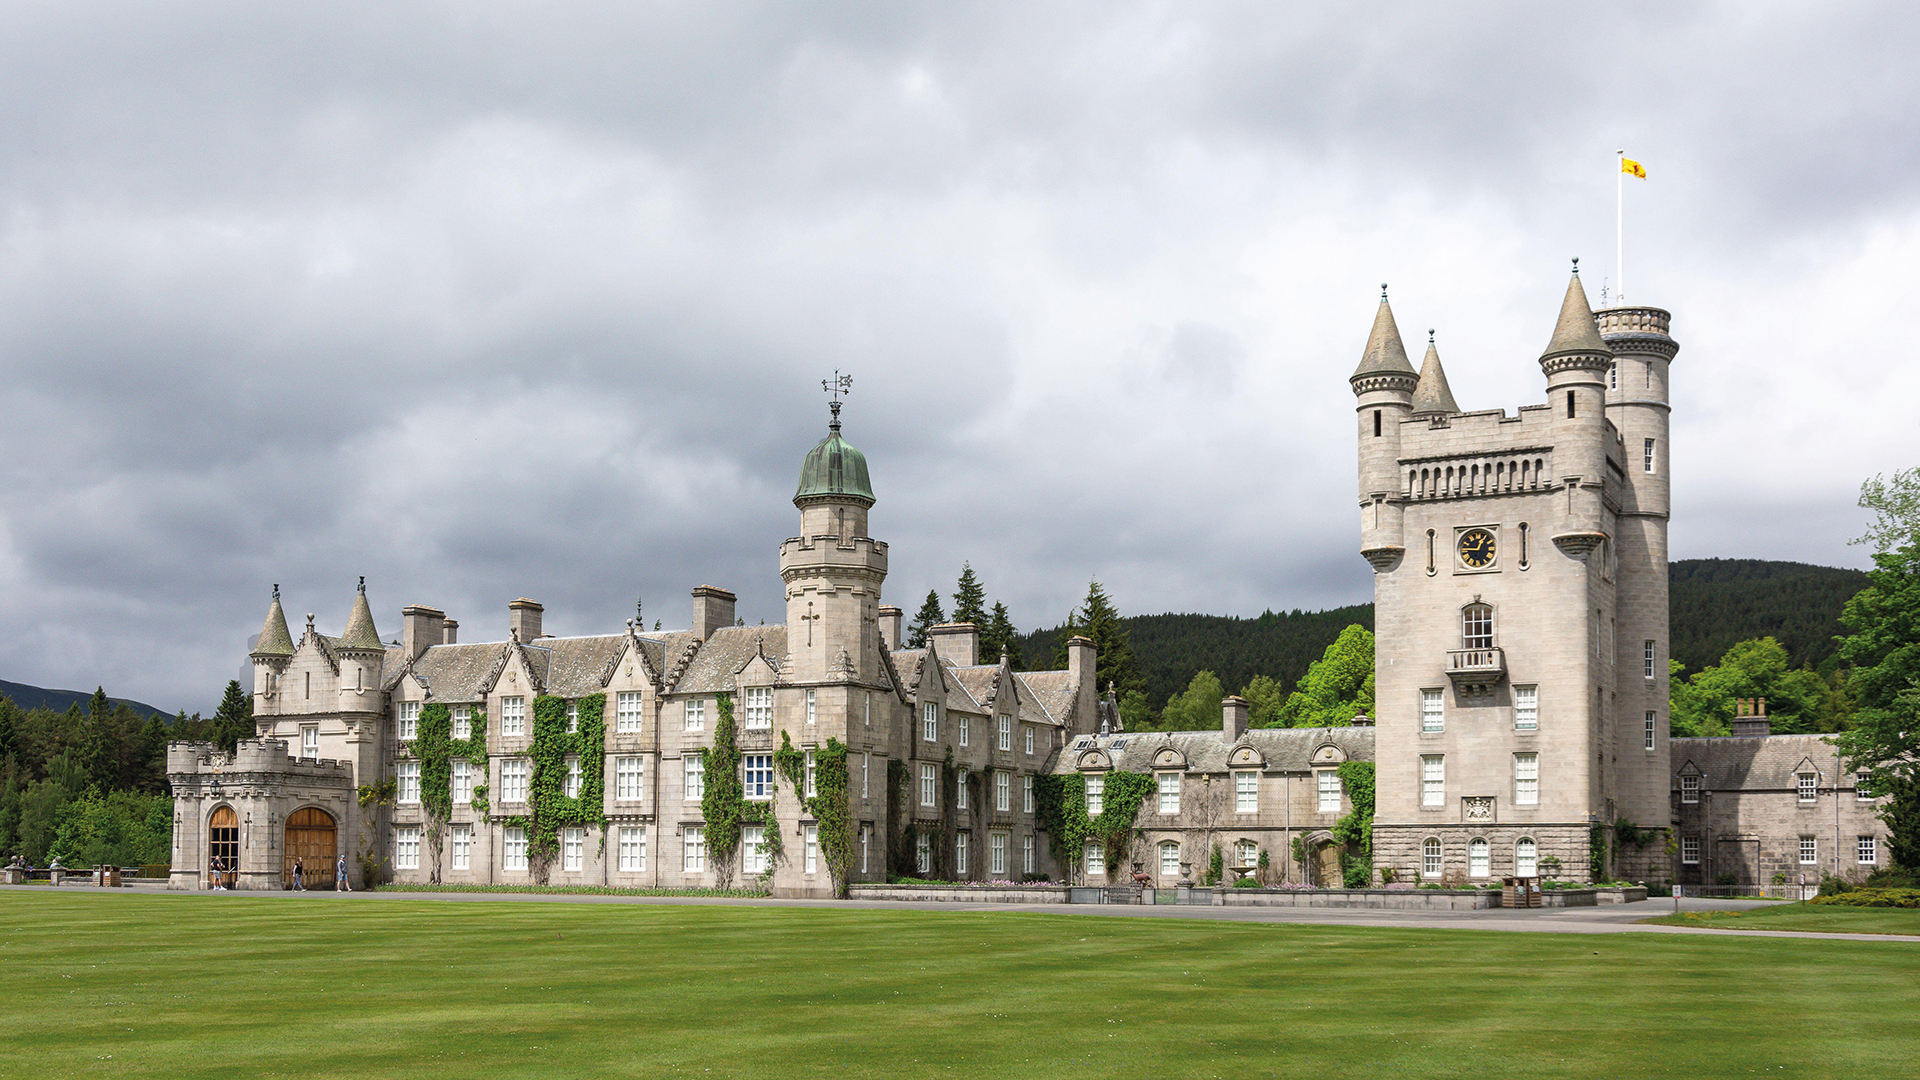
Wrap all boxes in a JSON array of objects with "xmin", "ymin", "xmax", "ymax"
[
  {"xmin": 212, "ymin": 680, "xmax": 253, "ymax": 753},
  {"xmin": 982, "ymin": 602, "xmax": 1022, "ymax": 668},
  {"xmin": 80, "ymin": 688, "xmax": 114, "ymax": 790},
  {"xmin": 952, "ymin": 563, "xmax": 988, "ymax": 627},
  {"xmin": 907, "ymin": 590, "xmax": 946, "ymax": 649},
  {"xmin": 1054, "ymin": 579, "xmax": 1145, "ymax": 700}
]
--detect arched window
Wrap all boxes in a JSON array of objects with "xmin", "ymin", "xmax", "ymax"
[
  {"xmin": 1515, "ymin": 837, "xmax": 1538, "ymax": 877},
  {"xmin": 1462, "ymin": 604, "xmax": 1494, "ymax": 650},
  {"xmin": 1160, "ymin": 841, "xmax": 1181, "ymax": 878},
  {"xmin": 1469, "ymin": 837, "xmax": 1490, "ymax": 878},
  {"xmin": 1426, "ymin": 530, "xmax": 1437, "ymax": 576},
  {"xmin": 1237, "ymin": 840, "xmax": 1258, "ymax": 868},
  {"xmin": 1423, "ymin": 837, "xmax": 1442, "ymax": 878}
]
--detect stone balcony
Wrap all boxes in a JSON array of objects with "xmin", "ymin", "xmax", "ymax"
[{"xmin": 1446, "ymin": 647, "xmax": 1506, "ymax": 692}]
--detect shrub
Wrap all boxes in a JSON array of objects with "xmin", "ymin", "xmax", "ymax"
[
  {"xmin": 1818, "ymin": 874, "xmax": 1854, "ymax": 897},
  {"xmin": 1231, "ymin": 876, "xmax": 1260, "ymax": 888},
  {"xmin": 1866, "ymin": 866, "xmax": 1920, "ymax": 889},
  {"xmin": 1808, "ymin": 888, "xmax": 1920, "ymax": 908}
]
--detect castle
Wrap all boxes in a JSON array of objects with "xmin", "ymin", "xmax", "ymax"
[{"xmin": 167, "ymin": 269, "xmax": 1892, "ymax": 895}]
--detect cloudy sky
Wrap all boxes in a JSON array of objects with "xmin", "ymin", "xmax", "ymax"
[{"xmin": 2, "ymin": 2, "xmax": 1914, "ymax": 714}]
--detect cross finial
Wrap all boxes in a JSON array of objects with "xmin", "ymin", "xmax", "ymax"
[
  {"xmin": 357, "ymin": 575, "xmax": 366, "ymax": 594},
  {"xmin": 272, "ymin": 583, "xmax": 280, "ymax": 601},
  {"xmin": 822, "ymin": 370, "xmax": 853, "ymax": 431},
  {"xmin": 635, "ymin": 595, "xmax": 643, "ymax": 626}
]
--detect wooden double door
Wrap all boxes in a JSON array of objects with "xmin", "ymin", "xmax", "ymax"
[{"xmin": 283, "ymin": 808, "xmax": 337, "ymax": 890}]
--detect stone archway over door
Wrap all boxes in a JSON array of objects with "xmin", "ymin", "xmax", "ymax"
[
  {"xmin": 208, "ymin": 806, "xmax": 238, "ymax": 889},
  {"xmin": 284, "ymin": 808, "xmax": 337, "ymax": 890}
]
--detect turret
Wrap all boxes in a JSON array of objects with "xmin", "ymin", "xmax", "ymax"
[
  {"xmin": 1351, "ymin": 286, "xmax": 1418, "ymax": 572},
  {"xmin": 779, "ymin": 383, "xmax": 889, "ymax": 684},
  {"xmin": 1538, "ymin": 264, "xmax": 1612, "ymax": 557},
  {"xmin": 1410, "ymin": 332, "xmax": 1460, "ymax": 417},
  {"xmin": 250, "ymin": 584, "xmax": 295, "ymax": 704},
  {"xmin": 334, "ymin": 577, "xmax": 384, "ymax": 708},
  {"xmin": 1599, "ymin": 303, "xmax": 1677, "ymax": 519}
]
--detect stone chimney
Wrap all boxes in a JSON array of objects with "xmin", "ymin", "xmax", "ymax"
[
  {"xmin": 1222, "ymin": 696, "xmax": 1250, "ymax": 742},
  {"xmin": 1065, "ymin": 635, "xmax": 1098, "ymax": 733},
  {"xmin": 442, "ymin": 619, "xmax": 459, "ymax": 644},
  {"xmin": 692, "ymin": 586, "xmax": 737, "ymax": 640},
  {"xmin": 878, "ymin": 605, "xmax": 903, "ymax": 651},
  {"xmin": 508, "ymin": 598, "xmax": 544, "ymax": 642},
  {"xmin": 927, "ymin": 623, "xmax": 979, "ymax": 667},
  {"xmin": 1350, "ymin": 712, "xmax": 1374, "ymax": 727},
  {"xmin": 401, "ymin": 605, "xmax": 445, "ymax": 660},
  {"xmin": 1731, "ymin": 696, "xmax": 1771, "ymax": 738}
]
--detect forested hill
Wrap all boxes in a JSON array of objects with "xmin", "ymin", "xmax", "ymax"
[
  {"xmin": 1016, "ymin": 558, "xmax": 1867, "ymax": 708},
  {"xmin": 0, "ymin": 679, "xmax": 169, "ymax": 720}
]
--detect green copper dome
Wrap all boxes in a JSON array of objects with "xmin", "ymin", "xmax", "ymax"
[{"xmin": 795, "ymin": 426, "xmax": 875, "ymax": 505}]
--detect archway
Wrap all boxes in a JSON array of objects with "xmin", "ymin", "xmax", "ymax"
[
  {"xmin": 208, "ymin": 806, "xmax": 238, "ymax": 889},
  {"xmin": 1312, "ymin": 840, "xmax": 1343, "ymax": 886},
  {"xmin": 283, "ymin": 808, "xmax": 337, "ymax": 890}
]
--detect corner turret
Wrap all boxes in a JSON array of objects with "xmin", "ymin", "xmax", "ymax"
[
  {"xmin": 1539, "ymin": 263, "xmax": 1612, "ymax": 559},
  {"xmin": 1353, "ymin": 287, "xmax": 1418, "ymax": 573},
  {"xmin": 1410, "ymin": 331, "xmax": 1460, "ymax": 417},
  {"xmin": 250, "ymin": 584, "xmax": 295, "ymax": 705},
  {"xmin": 335, "ymin": 577, "xmax": 384, "ymax": 709}
]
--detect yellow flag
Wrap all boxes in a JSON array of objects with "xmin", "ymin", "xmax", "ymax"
[{"xmin": 1622, "ymin": 157, "xmax": 1647, "ymax": 179}]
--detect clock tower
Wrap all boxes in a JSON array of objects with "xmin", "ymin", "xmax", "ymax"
[{"xmin": 1357, "ymin": 266, "xmax": 1676, "ymax": 885}]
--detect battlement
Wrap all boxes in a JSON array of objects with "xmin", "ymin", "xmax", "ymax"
[{"xmin": 167, "ymin": 738, "xmax": 354, "ymax": 777}]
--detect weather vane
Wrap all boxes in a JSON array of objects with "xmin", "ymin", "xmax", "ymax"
[{"xmin": 822, "ymin": 370, "xmax": 853, "ymax": 430}]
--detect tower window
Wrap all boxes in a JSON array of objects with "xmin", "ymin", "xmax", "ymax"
[
  {"xmin": 1566, "ymin": 390, "xmax": 1576, "ymax": 418},
  {"xmin": 1373, "ymin": 409, "xmax": 1382, "ymax": 437},
  {"xmin": 1462, "ymin": 604, "xmax": 1493, "ymax": 650},
  {"xmin": 1644, "ymin": 438, "xmax": 1656, "ymax": 473},
  {"xmin": 1608, "ymin": 362, "xmax": 1617, "ymax": 390},
  {"xmin": 1426, "ymin": 530, "xmax": 1436, "ymax": 576},
  {"xmin": 1517, "ymin": 523, "xmax": 1530, "ymax": 569}
]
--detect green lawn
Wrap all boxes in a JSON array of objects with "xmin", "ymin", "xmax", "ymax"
[
  {"xmin": 1642, "ymin": 902, "xmax": 1920, "ymax": 936},
  {"xmin": 4, "ymin": 893, "xmax": 1917, "ymax": 1080}
]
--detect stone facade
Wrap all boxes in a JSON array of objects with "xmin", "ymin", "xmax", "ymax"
[{"xmin": 166, "ymin": 738, "xmax": 356, "ymax": 891}]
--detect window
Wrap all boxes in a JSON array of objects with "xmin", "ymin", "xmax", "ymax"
[
  {"xmin": 616, "ymin": 756, "xmax": 643, "ymax": 801},
  {"xmin": 1609, "ymin": 361, "xmax": 1617, "ymax": 390},
  {"xmin": 684, "ymin": 827, "xmax": 706, "ymax": 872},
  {"xmin": 685, "ymin": 698, "xmax": 705, "ymax": 731},
  {"xmin": 564, "ymin": 757, "xmax": 581, "ymax": 799},
  {"xmin": 685, "ymin": 756, "xmax": 704, "ymax": 800},
  {"xmin": 804, "ymin": 825, "xmax": 818, "ymax": 874},
  {"xmin": 959, "ymin": 717, "xmax": 970, "ymax": 748},
  {"xmin": 1158, "ymin": 773, "xmax": 1181, "ymax": 814},
  {"xmin": 1797, "ymin": 773, "xmax": 1817, "ymax": 802},
  {"xmin": 861, "ymin": 753, "xmax": 870, "ymax": 799},
  {"xmin": 1421, "ymin": 756, "xmax": 1445, "ymax": 807},
  {"xmin": 1023, "ymin": 834, "xmax": 1036, "ymax": 874},
  {"xmin": 1085, "ymin": 840, "xmax": 1104, "ymax": 876},
  {"xmin": 1514, "ymin": 753, "xmax": 1539, "ymax": 806},
  {"xmin": 505, "ymin": 827, "xmax": 528, "ymax": 872},
  {"xmin": 743, "ymin": 687, "xmax": 773, "ymax": 729},
  {"xmin": 1160, "ymin": 841, "xmax": 1181, "ymax": 877},
  {"xmin": 501, "ymin": 696, "xmax": 526, "ymax": 736},
  {"xmin": 302, "ymin": 727, "xmax": 318, "ymax": 759},
  {"xmin": 806, "ymin": 689, "xmax": 816, "ymax": 726},
  {"xmin": 1516, "ymin": 838, "xmax": 1537, "ymax": 877},
  {"xmin": 956, "ymin": 770, "xmax": 970, "ymax": 810},
  {"xmin": 1518, "ymin": 522, "xmax": 1529, "ymax": 568},
  {"xmin": 1566, "ymin": 389, "xmax": 1576, "ymax": 418},
  {"xmin": 920, "ymin": 764, "xmax": 938, "ymax": 808},
  {"xmin": 1468, "ymin": 837, "xmax": 1489, "ymax": 878},
  {"xmin": 992, "ymin": 832, "xmax": 1009, "ymax": 876},
  {"xmin": 955, "ymin": 832, "xmax": 969, "ymax": 877},
  {"xmin": 922, "ymin": 702, "xmax": 938, "ymax": 742},
  {"xmin": 1023, "ymin": 775, "xmax": 1034, "ymax": 814},
  {"xmin": 1422, "ymin": 689, "xmax": 1444, "ymax": 733},
  {"xmin": 562, "ymin": 828, "xmax": 584, "ymax": 872},
  {"xmin": 501, "ymin": 758, "xmax": 529, "ymax": 804},
  {"xmin": 1644, "ymin": 711, "xmax": 1656, "ymax": 751},
  {"xmin": 742, "ymin": 826, "xmax": 768, "ymax": 875},
  {"xmin": 1859, "ymin": 835, "xmax": 1878, "ymax": 865},
  {"xmin": 452, "ymin": 705, "xmax": 472, "ymax": 741},
  {"xmin": 1462, "ymin": 604, "xmax": 1493, "ymax": 649},
  {"xmin": 1799, "ymin": 836, "xmax": 1818, "ymax": 865},
  {"xmin": 1514, "ymin": 686, "xmax": 1538, "ymax": 730},
  {"xmin": 1318, "ymin": 771, "xmax": 1341, "ymax": 812},
  {"xmin": 1427, "ymin": 529, "xmax": 1436, "ymax": 575},
  {"xmin": 452, "ymin": 759, "xmax": 473, "ymax": 804},
  {"xmin": 1373, "ymin": 408, "xmax": 1382, "ymax": 437},
  {"xmin": 619, "ymin": 827, "xmax": 647, "ymax": 872},
  {"xmin": 743, "ymin": 754, "xmax": 773, "ymax": 800},
  {"xmin": 1237, "ymin": 840, "xmax": 1258, "ymax": 868},
  {"xmin": 1681, "ymin": 835, "xmax": 1700, "ymax": 864},
  {"xmin": 1235, "ymin": 772, "xmax": 1257, "ymax": 813},
  {"xmin": 1680, "ymin": 774, "xmax": 1700, "ymax": 803},
  {"xmin": 805, "ymin": 749, "xmax": 817, "ymax": 798},
  {"xmin": 1423, "ymin": 838, "xmax": 1442, "ymax": 878},
  {"xmin": 1644, "ymin": 438, "xmax": 1656, "ymax": 473},
  {"xmin": 616, "ymin": 691, "xmax": 643, "ymax": 733},
  {"xmin": 915, "ymin": 833, "xmax": 932, "ymax": 874},
  {"xmin": 397, "ymin": 761, "xmax": 420, "ymax": 804},
  {"xmin": 864, "ymin": 692, "xmax": 870, "ymax": 727},
  {"xmin": 998, "ymin": 714, "xmax": 1012, "ymax": 751},
  {"xmin": 566, "ymin": 700, "xmax": 579, "ymax": 733},
  {"xmin": 398, "ymin": 701, "xmax": 419, "ymax": 741},
  {"xmin": 451, "ymin": 826, "xmax": 471, "ymax": 871},
  {"xmin": 1086, "ymin": 775, "xmax": 1104, "ymax": 815},
  {"xmin": 1644, "ymin": 640, "xmax": 1656, "ymax": 679},
  {"xmin": 996, "ymin": 771, "xmax": 1011, "ymax": 812},
  {"xmin": 860, "ymin": 825, "xmax": 871, "ymax": 874},
  {"xmin": 1858, "ymin": 773, "xmax": 1875, "ymax": 801},
  {"xmin": 396, "ymin": 826, "xmax": 420, "ymax": 870},
  {"xmin": 1024, "ymin": 726, "xmax": 1034, "ymax": 755}
]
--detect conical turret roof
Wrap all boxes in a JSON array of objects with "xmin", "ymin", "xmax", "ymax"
[
  {"xmin": 337, "ymin": 577, "xmax": 384, "ymax": 652},
  {"xmin": 1352, "ymin": 288, "xmax": 1416, "ymax": 379},
  {"xmin": 1540, "ymin": 267, "xmax": 1612, "ymax": 361},
  {"xmin": 251, "ymin": 586, "xmax": 295, "ymax": 658},
  {"xmin": 1410, "ymin": 334, "xmax": 1460, "ymax": 416}
]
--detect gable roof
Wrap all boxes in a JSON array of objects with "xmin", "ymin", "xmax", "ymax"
[
  {"xmin": 672, "ymin": 626, "xmax": 789, "ymax": 695},
  {"xmin": 1014, "ymin": 670, "xmax": 1078, "ymax": 727},
  {"xmin": 1054, "ymin": 726, "xmax": 1376, "ymax": 775},
  {"xmin": 1669, "ymin": 733, "xmax": 1845, "ymax": 791}
]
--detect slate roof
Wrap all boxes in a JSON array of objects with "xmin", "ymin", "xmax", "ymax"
[
  {"xmin": 672, "ymin": 626, "xmax": 787, "ymax": 694},
  {"xmin": 404, "ymin": 642, "xmax": 511, "ymax": 702},
  {"xmin": 947, "ymin": 666, "xmax": 1001, "ymax": 711},
  {"xmin": 338, "ymin": 587, "xmax": 384, "ymax": 652},
  {"xmin": 252, "ymin": 592, "xmax": 295, "ymax": 658},
  {"xmin": 1411, "ymin": 337, "xmax": 1460, "ymax": 416},
  {"xmin": 890, "ymin": 649, "xmax": 930, "ymax": 695},
  {"xmin": 1014, "ymin": 671, "xmax": 1078, "ymax": 727},
  {"xmin": 1351, "ymin": 292, "xmax": 1415, "ymax": 379},
  {"xmin": 1670, "ymin": 733, "xmax": 1845, "ymax": 791},
  {"xmin": 378, "ymin": 645, "xmax": 409, "ymax": 688},
  {"xmin": 1054, "ymin": 726, "xmax": 1376, "ymax": 774},
  {"xmin": 1540, "ymin": 269, "xmax": 1612, "ymax": 360},
  {"xmin": 522, "ymin": 635, "xmax": 629, "ymax": 699}
]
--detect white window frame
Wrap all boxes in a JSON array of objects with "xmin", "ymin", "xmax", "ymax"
[
  {"xmin": 1086, "ymin": 774, "xmax": 1105, "ymax": 816},
  {"xmin": 922, "ymin": 702, "xmax": 938, "ymax": 742},
  {"xmin": 397, "ymin": 760, "xmax": 420, "ymax": 805},
  {"xmin": 1160, "ymin": 841, "xmax": 1181, "ymax": 878},
  {"xmin": 915, "ymin": 832, "xmax": 931, "ymax": 875},
  {"xmin": 684, "ymin": 827, "xmax": 706, "ymax": 873},
  {"xmin": 1085, "ymin": 840, "xmax": 1104, "ymax": 877},
  {"xmin": 564, "ymin": 756, "xmax": 581, "ymax": 799},
  {"xmin": 685, "ymin": 755, "xmax": 705, "ymax": 801},
  {"xmin": 804, "ymin": 824, "xmax": 818, "ymax": 874},
  {"xmin": 685, "ymin": 698, "xmax": 705, "ymax": 731},
  {"xmin": 1234, "ymin": 771, "xmax": 1257, "ymax": 813},
  {"xmin": 955, "ymin": 831, "xmax": 968, "ymax": 877},
  {"xmin": 1237, "ymin": 840, "xmax": 1258, "ymax": 868},
  {"xmin": 991, "ymin": 832, "xmax": 1008, "ymax": 877},
  {"xmin": 1681, "ymin": 774, "xmax": 1700, "ymax": 803},
  {"xmin": 562, "ymin": 828, "xmax": 584, "ymax": 872},
  {"xmin": 1421, "ymin": 755, "xmax": 1445, "ymax": 808},
  {"xmin": 616, "ymin": 756, "xmax": 644, "ymax": 802},
  {"xmin": 501, "ymin": 695, "xmax": 526, "ymax": 737},
  {"xmin": 500, "ymin": 758, "xmax": 529, "ymax": 804},
  {"xmin": 861, "ymin": 753, "xmax": 870, "ymax": 799},
  {"xmin": 504, "ymin": 827, "xmax": 527, "ymax": 872},
  {"xmin": 1468, "ymin": 837, "xmax": 1489, "ymax": 878},
  {"xmin": 743, "ymin": 754, "xmax": 773, "ymax": 800},
  {"xmin": 804, "ymin": 749, "xmax": 817, "ymax": 798},
  {"xmin": 451, "ymin": 825, "xmax": 471, "ymax": 871},
  {"xmin": 1644, "ymin": 711, "xmax": 1656, "ymax": 751},
  {"xmin": 956, "ymin": 770, "xmax": 970, "ymax": 810},
  {"xmin": 1421, "ymin": 688, "xmax": 1444, "ymax": 733},
  {"xmin": 1024, "ymin": 725, "xmax": 1034, "ymax": 756},
  {"xmin": 1513, "ymin": 686, "xmax": 1538, "ymax": 731},
  {"xmin": 1159, "ymin": 773, "xmax": 1181, "ymax": 815},
  {"xmin": 452, "ymin": 758, "xmax": 473, "ymax": 804},
  {"xmin": 1644, "ymin": 437, "xmax": 1656, "ymax": 473},
  {"xmin": 1798, "ymin": 835, "xmax": 1818, "ymax": 865},
  {"xmin": 1023, "ymin": 834, "xmax": 1035, "ymax": 875},
  {"xmin": 1514, "ymin": 753, "xmax": 1539, "ymax": 806},
  {"xmin": 920, "ymin": 763, "xmax": 937, "ymax": 808},
  {"xmin": 619, "ymin": 826, "xmax": 647, "ymax": 872},
  {"xmin": 998, "ymin": 714, "xmax": 1012, "ymax": 751},
  {"xmin": 959, "ymin": 716, "xmax": 970, "ymax": 748},
  {"xmin": 1023, "ymin": 774, "xmax": 1034, "ymax": 814},
  {"xmin": 1858, "ymin": 835, "xmax": 1877, "ymax": 865},
  {"xmin": 742, "ymin": 826, "xmax": 768, "ymax": 875},
  {"xmin": 398, "ymin": 701, "xmax": 419, "ymax": 741},
  {"xmin": 1317, "ymin": 770, "xmax": 1341, "ymax": 813},
  {"xmin": 995, "ymin": 770, "xmax": 1011, "ymax": 812},
  {"xmin": 396, "ymin": 826, "xmax": 421, "ymax": 871},
  {"xmin": 302, "ymin": 726, "xmax": 318, "ymax": 759},
  {"xmin": 1423, "ymin": 838, "xmax": 1442, "ymax": 878},
  {"xmin": 1644, "ymin": 640, "xmax": 1657, "ymax": 680},
  {"xmin": 1681, "ymin": 835, "xmax": 1700, "ymax": 864},
  {"xmin": 566, "ymin": 700, "xmax": 579, "ymax": 734},
  {"xmin": 1797, "ymin": 773, "xmax": 1817, "ymax": 803},
  {"xmin": 1858, "ymin": 773, "xmax": 1875, "ymax": 801},
  {"xmin": 616, "ymin": 691, "xmax": 644, "ymax": 734},
  {"xmin": 859, "ymin": 825, "xmax": 870, "ymax": 874},
  {"xmin": 743, "ymin": 687, "xmax": 773, "ymax": 729},
  {"xmin": 451, "ymin": 705, "xmax": 471, "ymax": 741},
  {"xmin": 1515, "ymin": 837, "xmax": 1537, "ymax": 877},
  {"xmin": 806, "ymin": 689, "xmax": 816, "ymax": 726}
]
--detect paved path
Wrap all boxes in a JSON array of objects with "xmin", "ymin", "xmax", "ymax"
[{"xmin": 9, "ymin": 883, "xmax": 1915, "ymax": 943}]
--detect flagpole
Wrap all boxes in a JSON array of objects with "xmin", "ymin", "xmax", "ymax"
[{"xmin": 1616, "ymin": 148, "xmax": 1625, "ymax": 305}]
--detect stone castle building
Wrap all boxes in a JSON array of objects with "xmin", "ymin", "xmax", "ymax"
[{"xmin": 169, "ymin": 269, "xmax": 1895, "ymax": 894}]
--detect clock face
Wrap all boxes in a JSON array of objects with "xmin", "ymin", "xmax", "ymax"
[{"xmin": 1458, "ymin": 528, "xmax": 1497, "ymax": 569}]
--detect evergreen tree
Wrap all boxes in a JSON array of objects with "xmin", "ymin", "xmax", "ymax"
[
  {"xmin": 80, "ymin": 688, "xmax": 114, "ymax": 791},
  {"xmin": 211, "ymin": 680, "xmax": 253, "ymax": 753},
  {"xmin": 981, "ymin": 602, "xmax": 1022, "ymax": 668},
  {"xmin": 1053, "ymin": 579, "xmax": 1145, "ymax": 701},
  {"xmin": 952, "ymin": 563, "xmax": 988, "ymax": 627},
  {"xmin": 907, "ymin": 590, "xmax": 945, "ymax": 649}
]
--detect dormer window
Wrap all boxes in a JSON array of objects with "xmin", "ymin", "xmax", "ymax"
[
  {"xmin": 1797, "ymin": 773, "xmax": 1817, "ymax": 802},
  {"xmin": 1680, "ymin": 774, "xmax": 1699, "ymax": 803}
]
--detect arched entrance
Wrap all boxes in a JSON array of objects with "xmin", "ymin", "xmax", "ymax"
[
  {"xmin": 283, "ymin": 808, "xmax": 337, "ymax": 890},
  {"xmin": 208, "ymin": 806, "xmax": 238, "ymax": 889},
  {"xmin": 1312, "ymin": 840, "xmax": 1343, "ymax": 887}
]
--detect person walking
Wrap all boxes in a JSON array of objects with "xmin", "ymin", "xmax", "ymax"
[
  {"xmin": 209, "ymin": 855, "xmax": 224, "ymax": 891},
  {"xmin": 336, "ymin": 851, "xmax": 350, "ymax": 892},
  {"xmin": 292, "ymin": 858, "xmax": 304, "ymax": 891}
]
